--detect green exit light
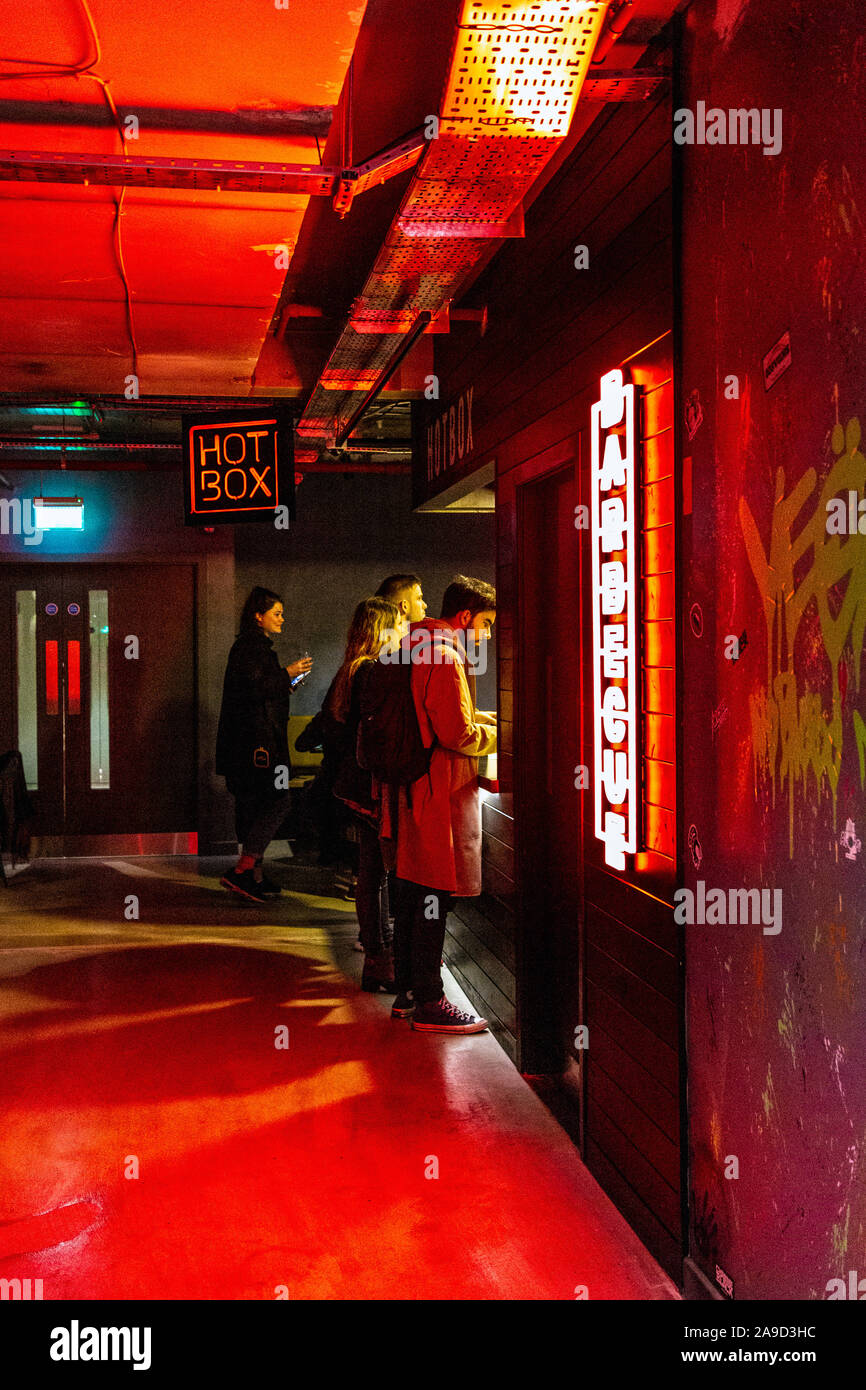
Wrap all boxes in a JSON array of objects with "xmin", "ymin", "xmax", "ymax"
[{"xmin": 21, "ymin": 402, "xmax": 92, "ymax": 418}]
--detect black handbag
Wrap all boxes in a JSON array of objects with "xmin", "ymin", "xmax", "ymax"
[
  {"xmin": 333, "ymin": 736, "xmax": 377, "ymax": 821},
  {"xmin": 332, "ymin": 662, "xmax": 377, "ymax": 821}
]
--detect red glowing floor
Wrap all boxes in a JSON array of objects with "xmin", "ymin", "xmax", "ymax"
[{"xmin": 0, "ymin": 857, "xmax": 678, "ymax": 1300}]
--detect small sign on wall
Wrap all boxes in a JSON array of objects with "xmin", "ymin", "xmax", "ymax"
[
  {"xmin": 762, "ymin": 330, "xmax": 791, "ymax": 392},
  {"xmin": 182, "ymin": 409, "xmax": 294, "ymax": 526}
]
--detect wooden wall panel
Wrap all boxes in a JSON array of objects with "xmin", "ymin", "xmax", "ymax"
[{"xmin": 432, "ymin": 75, "xmax": 681, "ymax": 1280}]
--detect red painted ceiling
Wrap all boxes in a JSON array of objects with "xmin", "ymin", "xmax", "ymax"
[
  {"xmin": 0, "ymin": 0, "xmax": 680, "ymax": 410},
  {"xmin": 0, "ymin": 0, "xmax": 368, "ymax": 396}
]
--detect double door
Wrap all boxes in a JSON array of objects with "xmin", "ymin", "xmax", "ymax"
[{"xmin": 0, "ymin": 563, "xmax": 196, "ymax": 840}]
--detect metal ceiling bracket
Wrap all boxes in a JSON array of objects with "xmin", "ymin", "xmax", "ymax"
[{"xmin": 581, "ymin": 68, "xmax": 669, "ymax": 101}]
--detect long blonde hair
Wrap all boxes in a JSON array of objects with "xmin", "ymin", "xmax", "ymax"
[{"xmin": 329, "ymin": 596, "xmax": 400, "ymax": 721}]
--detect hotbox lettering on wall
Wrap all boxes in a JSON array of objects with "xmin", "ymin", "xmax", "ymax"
[
  {"xmin": 426, "ymin": 386, "xmax": 474, "ymax": 482},
  {"xmin": 590, "ymin": 369, "xmax": 641, "ymax": 871}
]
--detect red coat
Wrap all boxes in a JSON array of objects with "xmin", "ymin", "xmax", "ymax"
[{"xmin": 396, "ymin": 619, "xmax": 496, "ymax": 896}]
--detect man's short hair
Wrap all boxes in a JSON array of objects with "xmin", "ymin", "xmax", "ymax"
[
  {"xmin": 375, "ymin": 573, "xmax": 421, "ymax": 603},
  {"xmin": 441, "ymin": 575, "xmax": 496, "ymax": 619}
]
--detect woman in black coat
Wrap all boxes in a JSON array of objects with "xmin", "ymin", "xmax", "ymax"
[
  {"xmin": 326, "ymin": 596, "xmax": 401, "ymax": 990},
  {"xmin": 216, "ymin": 587, "xmax": 312, "ymax": 902}
]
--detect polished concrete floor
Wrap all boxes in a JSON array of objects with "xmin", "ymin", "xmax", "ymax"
[{"xmin": 0, "ymin": 854, "xmax": 679, "ymax": 1300}]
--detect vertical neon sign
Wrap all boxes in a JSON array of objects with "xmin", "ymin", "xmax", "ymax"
[{"xmin": 590, "ymin": 368, "xmax": 641, "ymax": 871}]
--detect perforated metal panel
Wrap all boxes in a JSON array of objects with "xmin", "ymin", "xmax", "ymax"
[
  {"xmin": 443, "ymin": 2, "xmax": 607, "ymax": 137},
  {"xmin": 320, "ymin": 368, "xmax": 382, "ymax": 391},
  {"xmin": 296, "ymin": 0, "xmax": 610, "ymax": 456}
]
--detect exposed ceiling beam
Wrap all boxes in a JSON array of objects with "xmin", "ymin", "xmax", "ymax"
[
  {"xmin": 0, "ymin": 101, "xmax": 334, "ymax": 138},
  {"xmin": 0, "ymin": 130, "xmax": 426, "ymax": 201}
]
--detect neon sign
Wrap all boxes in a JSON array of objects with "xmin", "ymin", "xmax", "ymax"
[
  {"xmin": 590, "ymin": 368, "xmax": 641, "ymax": 871},
  {"xmin": 182, "ymin": 409, "xmax": 294, "ymax": 526}
]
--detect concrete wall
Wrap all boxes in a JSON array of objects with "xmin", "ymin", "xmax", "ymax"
[
  {"xmin": 680, "ymin": 0, "xmax": 866, "ymax": 1299},
  {"xmin": 233, "ymin": 471, "xmax": 497, "ymax": 713}
]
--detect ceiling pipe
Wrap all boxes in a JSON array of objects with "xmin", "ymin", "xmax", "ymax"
[
  {"xmin": 0, "ymin": 100, "xmax": 334, "ymax": 139},
  {"xmin": 590, "ymin": 0, "xmax": 634, "ymax": 66},
  {"xmin": 0, "ymin": 438, "xmax": 410, "ymax": 473},
  {"xmin": 334, "ymin": 310, "xmax": 432, "ymax": 447},
  {"xmin": 299, "ymin": 460, "xmax": 410, "ymax": 474},
  {"xmin": 0, "ymin": 440, "xmax": 174, "ymax": 452},
  {"xmin": 0, "ymin": 394, "xmax": 284, "ymax": 410}
]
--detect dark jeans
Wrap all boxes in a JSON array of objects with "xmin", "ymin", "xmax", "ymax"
[
  {"xmin": 355, "ymin": 815, "xmax": 392, "ymax": 957},
  {"xmin": 392, "ymin": 878, "xmax": 453, "ymax": 1005},
  {"xmin": 234, "ymin": 791, "xmax": 292, "ymax": 858}
]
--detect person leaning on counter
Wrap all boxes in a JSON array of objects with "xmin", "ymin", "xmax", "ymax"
[{"xmin": 388, "ymin": 575, "xmax": 497, "ymax": 1034}]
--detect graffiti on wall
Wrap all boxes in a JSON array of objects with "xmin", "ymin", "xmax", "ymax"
[{"xmin": 739, "ymin": 416, "xmax": 866, "ymax": 854}]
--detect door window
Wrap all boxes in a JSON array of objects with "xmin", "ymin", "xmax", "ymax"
[
  {"xmin": 89, "ymin": 589, "xmax": 110, "ymax": 789},
  {"xmin": 15, "ymin": 589, "xmax": 38, "ymax": 789}
]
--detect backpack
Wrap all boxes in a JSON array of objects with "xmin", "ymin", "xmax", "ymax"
[{"xmin": 355, "ymin": 656, "xmax": 435, "ymax": 785}]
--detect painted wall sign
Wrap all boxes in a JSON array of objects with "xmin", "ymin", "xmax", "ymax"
[
  {"xmin": 762, "ymin": 330, "xmax": 791, "ymax": 391},
  {"xmin": 590, "ymin": 368, "xmax": 641, "ymax": 871},
  {"xmin": 182, "ymin": 409, "xmax": 294, "ymax": 526}
]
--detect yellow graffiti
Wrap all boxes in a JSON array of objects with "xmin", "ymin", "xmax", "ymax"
[{"xmin": 739, "ymin": 417, "xmax": 866, "ymax": 854}]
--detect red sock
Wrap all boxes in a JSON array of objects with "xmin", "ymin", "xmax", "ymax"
[{"xmin": 237, "ymin": 853, "xmax": 256, "ymax": 873}]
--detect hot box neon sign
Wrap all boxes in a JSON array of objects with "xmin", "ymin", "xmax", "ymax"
[
  {"xmin": 182, "ymin": 408, "xmax": 294, "ymax": 526},
  {"xmin": 590, "ymin": 368, "xmax": 641, "ymax": 870}
]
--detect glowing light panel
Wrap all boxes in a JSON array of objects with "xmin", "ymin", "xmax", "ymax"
[{"xmin": 33, "ymin": 497, "xmax": 84, "ymax": 529}]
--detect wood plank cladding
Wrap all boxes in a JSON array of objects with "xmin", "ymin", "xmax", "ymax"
[{"xmin": 430, "ymin": 77, "xmax": 681, "ymax": 1281}]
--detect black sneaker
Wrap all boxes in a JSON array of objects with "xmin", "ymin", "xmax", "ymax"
[
  {"xmin": 391, "ymin": 992, "xmax": 415, "ymax": 1019},
  {"xmin": 411, "ymin": 998, "xmax": 488, "ymax": 1034},
  {"xmin": 257, "ymin": 873, "xmax": 282, "ymax": 897},
  {"xmin": 220, "ymin": 868, "xmax": 268, "ymax": 904}
]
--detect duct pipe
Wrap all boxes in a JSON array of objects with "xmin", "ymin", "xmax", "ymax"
[
  {"xmin": 333, "ymin": 310, "xmax": 432, "ymax": 447},
  {"xmin": 590, "ymin": 0, "xmax": 634, "ymax": 66}
]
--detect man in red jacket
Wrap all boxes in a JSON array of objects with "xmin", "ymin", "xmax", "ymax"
[{"xmin": 391, "ymin": 576, "xmax": 497, "ymax": 1033}]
